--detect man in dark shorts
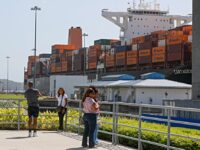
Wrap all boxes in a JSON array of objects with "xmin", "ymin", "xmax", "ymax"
[{"xmin": 25, "ymin": 81, "xmax": 41, "ymax": 137}]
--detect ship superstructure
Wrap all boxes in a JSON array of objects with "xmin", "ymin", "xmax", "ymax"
[{"xmin": 102, "ymin": 0, "xmax": 192, "ymax": 42}]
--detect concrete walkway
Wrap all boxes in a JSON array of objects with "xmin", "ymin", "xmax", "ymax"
[{"xmin": 0, "ymin": 130, "xmax": 134, "ymax": 150}]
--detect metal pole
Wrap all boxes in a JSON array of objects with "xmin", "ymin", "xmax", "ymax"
[
  {"xmin": 78, "ymin": 100, "xmax": 82, "ymax": 135},
  {"xmin": 17, "ymin": 99, "xmax": 21, "ymax": 130},
  {"xmin": 167, "ymin": 109, "xmax": 171, "ymax": 150},
  {"xmin": 6, "ymin": 56, "xmax": 10, "ymax": 94},
  {"xmin": 115, "ymin": 102, "xmax": 119, "ymax": 145},
  {"xmin": 138, "ymin": 106, "xmax": 142, "ymax": 150},
  {"xmin": 82, "ymin": 33, "xmax": 88, "ymax": 75},
  {"xmin": 31, "ymin": 6, "xmax": 41, "ymax": 88},
  {"xmin": 112, "ymin": 95, "xmax": 116, "ymax": 145}
]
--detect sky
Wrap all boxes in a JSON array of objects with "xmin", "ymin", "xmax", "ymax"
[{"xmin": 0, "ymin": 0, "xmax": 192, "ymax": 82}]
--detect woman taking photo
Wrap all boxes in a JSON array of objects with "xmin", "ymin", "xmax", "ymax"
[
  {"xmin": 82, "ymin": 88, "xmax": 99, "ymax": 148},
  {"xmin": 56, "ymin": 87, "xmax": 68, "ymax": 131},
  {"xmin": 89, "ymin": 86, "xmax": 100, "ymax": 145}
]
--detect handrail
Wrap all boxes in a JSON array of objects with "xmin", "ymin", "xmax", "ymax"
[{"xmin": 0, "ymin": 98, "xmax": 200, "ymax": 150}]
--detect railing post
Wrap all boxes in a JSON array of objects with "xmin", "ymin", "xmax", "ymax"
[
  {"xmin": 112, "ymin": 101, "xmax": 116, "ymax": 145},
  {"xmin": 17, "ymin": 99, "xmax": 20, "ymax": 130},
  {"xmin": 64, "ymin": 100, "xmax": 68, "ymax": 132},
  {"xmin": 167, "ymin": 108, "xmax": 171, "ymax": 150},
  {"xmin": 78, "ymin": 100, "xmax": 82, "ymax": 135},
  {"xmin": 138, "ymin": 106, "xmax": 142, "ymax": 150},
  {"xmin": 115, "ymin": 102, "xmax": 119, "ymax": 145}
]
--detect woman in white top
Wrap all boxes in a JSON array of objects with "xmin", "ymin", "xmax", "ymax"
[{"xmin": 56, "ymin": 87, "xmax": 68, "ymax": 131}]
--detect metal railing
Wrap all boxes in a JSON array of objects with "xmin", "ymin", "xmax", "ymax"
[
  {"xmin": 0, "ymin": 98, "xmax": 200, "ymax": 150},
  {"xmin": 66, "ymin": 100, "xmax": 200, "ymax": 150}
]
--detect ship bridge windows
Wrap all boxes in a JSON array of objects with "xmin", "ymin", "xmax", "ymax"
[
  {"xmin": 120, "ymin": 17, "xmax": 124, "ymax": 24},
  {"xmin": 128, "ymin": 17, "xmax": 133, "ymax": 22}
]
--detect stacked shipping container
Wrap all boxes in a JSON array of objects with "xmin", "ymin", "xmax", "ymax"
[
  {"xmin": 27, "ymin": 56, "xmax": 39, "ymax": 77},
  {"xmin": 27, "ymin": 25, "xmax": 192, "ymax": 77},
  {"xmin": 88, "ymin": 45, "xmax": 101, "ymax": 70},
  {"xmin": 50, "ymin": 44, "xmax": 75, "ymax": 73}
]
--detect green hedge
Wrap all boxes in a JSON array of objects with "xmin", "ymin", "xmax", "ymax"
[
  {"xmin": 98, "ymin": 117, "xmax": 200, "ymax": 150},
  {"xmin": 0, "ymin": 108, "xmax": 199, "ymax": 150}
]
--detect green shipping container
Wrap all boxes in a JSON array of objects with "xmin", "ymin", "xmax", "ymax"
[{"xmin": 94, "ymin": 39, "xmax": 111, "ymax": 45}]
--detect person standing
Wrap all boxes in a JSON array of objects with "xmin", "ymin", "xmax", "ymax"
[
  {"xmin": 24, "ymin": 81, "xmax": 41, "ymax": 137},
  {"xmin": 89, "ymin": 86, "xmax": 100, "ymax": 145},
  {"xmin": 56, "ymin": 87, "xmax": 68, "ymax": 131},
  {"xmin": 82, "ymin": 88, "xmax": 99, "ymax": 148}
]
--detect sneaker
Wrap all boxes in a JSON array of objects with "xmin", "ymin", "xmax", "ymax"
[
  {"xmin": 28, "ymin": 132, "xmax": 32, "ymax": 137},
  {"xmin": 33, "ymin": 132, "xmax": 38, "ymax": 137}
]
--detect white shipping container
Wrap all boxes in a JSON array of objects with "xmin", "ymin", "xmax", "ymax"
[
  {"xmin": 158, "ymin": 39, "xmax": 166, "ymax": 47},
  {"xmin": 101, "ymin": 45, "xmax": 111, "ymax": 51},
  {"xmin": 132, "ymin": 44, "xmax": 137, "ymax": 50},
  {"xmin": 127, "ymin": 40, "xmax": 132, "ymax": 45},
  {"xmin": 106, "ymin": 45, "xmax": 111, "ymax": 49},
  {"xmin": 188, "ymin": 35, "xmax": 192, "ymax": 42},
  {"xmin": 73, "ymin": 50, "xmax": 79, "ymax": 55}
]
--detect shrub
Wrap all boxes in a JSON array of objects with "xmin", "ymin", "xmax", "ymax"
[{"xmin": 0, "ymin": 108, "xmax": 199, "ymax": 150}]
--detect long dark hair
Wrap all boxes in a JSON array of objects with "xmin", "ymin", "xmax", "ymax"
[
  {"xmin": 82, "ymin": 88, "xmax": 95, "ymax": 103},
  {"xmin": 89, "ymin": 86, "xmax": 98, "ymax": 94},
  {"xmin": 89, "ymin": 86, "xmax": 98, "ymax": 102},
  {"xmin": 57, "ymin": 87, "xmax": 65, "ymax": 97}
]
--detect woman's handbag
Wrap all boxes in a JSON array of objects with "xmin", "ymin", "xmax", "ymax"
[
  {"xmin": 57, "ymin": 106, "xmax": 63, "ymax": 112},
  {"xmin": 57, "ymin": 96, "xmax": 66, "ymax": 113},
  {"xmin": 79, "ymin": 116, "xmax": 84, "ymax": 125}
]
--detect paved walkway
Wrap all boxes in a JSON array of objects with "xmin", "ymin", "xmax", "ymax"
[{"xmin": 0, "ymin": 130, "xmax": 134, "ymax": 150}]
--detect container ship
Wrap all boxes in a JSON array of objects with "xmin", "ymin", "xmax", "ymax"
[{"xmin": 24, "ymin": 0, "xmax": 192, "ymax": 89}]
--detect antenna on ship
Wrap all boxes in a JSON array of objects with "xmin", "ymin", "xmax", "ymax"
[
  {"xmin": 154, "ymin": 0, "xmax": 160, "ymax": 10},
  {"xmin": 133, "ymin": 0, "xmax": 136, "ymax": 9},
  {"xmin": 167, "ymin": 5, "xmax": 170, "ymax": 13}
]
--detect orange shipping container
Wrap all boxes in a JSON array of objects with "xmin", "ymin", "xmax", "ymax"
[
  {"xmin": 182, "ymin": 26, "xmax": 192, "ymax": 32},
  {"xmin": 132, "ymin": 36, "xmax": 145, "ymax": 44},
  {"xmin": 88, "ymin": 50, "xmax": 97, "ymax": 57},
  {"xmin": 61, "ymin": 62, "xmax": 68, "ymax": 71},
  {"xmin": 52, "ymin": 44, "xmax": 75, "ymax": 51},
  {"xmin": 158, "ymin": 31, "xmax": 168, "ymax": 40},
  {"xmin": 152, "ymin": 47, "xmax": 165, "ymax": 63},
  {"xmin": 182, "ymin": 35, "xmax": 189, "ymax": 42},
  {"xmin": 139, "ymin": 49, "xmax": 150, "ymax": 57},
  {"xmin": 152, "ymin": 46, "xmax": 165, "ymax": 55},
  {"xmin": 152, "ymin": 55, "xmax": 165, "ymax": 63},
  {"xmin": 106, "ymin": 55, "xmax": 115, "ymax": 67},
  {"xmin": 127, "ymin": 51, "xmax": 137, "ymax": 65},
  {"xmin": 88, "ymin": 62, "xmax": 97, "ymax": 69},
  {"xmin": 55, "ymin": 67, "xmax": 62, "ymax": 72},
  {"xmin": 106, "ymin": 60, "xmax": 115, "ymax": 67},
  {"xmin": 28, "ymin": 56, "xmax": 39, "ymax": 61},
  {"xmin": 106, "ymin": 55, "xmax": 115, "ymax": 61},
  {"xmin": 168, "ymin": 30, "xmax": 183, "ymax": 37},
  {"xmin": 116, "ymin": 52, "xmax": 125, "ymax": 60},
  {"xmin": 167, "ymin": 36, "xmax": 182, "ymax": 45}
]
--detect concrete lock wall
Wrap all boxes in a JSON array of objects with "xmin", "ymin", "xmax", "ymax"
[
  {"xmin": 49, "ymin": 75, "xmax": 88, "ymax": 98},
  {"xmin": 135, "ymin": 87, "xmax": 192, "ymax": 105}
]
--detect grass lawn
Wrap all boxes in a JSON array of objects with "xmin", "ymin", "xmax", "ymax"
[
  {"xmin": 0, "ymin": 93, "xmax": 49, "ymax": 100},
  {"xmin": 0, "ymin": 93, "xmax": 25, "ymax": 99}
]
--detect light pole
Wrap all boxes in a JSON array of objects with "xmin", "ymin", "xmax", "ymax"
[
  {"xmin": 31, "ymin": 6, "xmax": 41, "ymax": 88},
  {"xmin": 6, "ymin": 56, "xmax": 10, "ymax": 94},
  {"xmin": 82, "ymin": 33, "xmax": 88, "ymax": 75}
]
